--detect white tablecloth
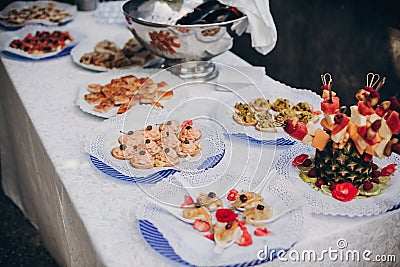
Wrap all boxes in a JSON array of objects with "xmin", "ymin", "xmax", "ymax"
[{"xmin": 0, "ymin": 11, "xmax": 399, "ymax": 267}]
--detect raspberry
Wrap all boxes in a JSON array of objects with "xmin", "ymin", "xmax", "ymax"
[
  {"xmin": 363, "ymin": 181, "xmax": 373, "ymax": 191},
  {"xmin": 315, "ymin": 179, "xmax": 324, "ymax": 188},
  {"xmin": 307, "ymin": 167, "xmax": 317, "ymax": 177}
]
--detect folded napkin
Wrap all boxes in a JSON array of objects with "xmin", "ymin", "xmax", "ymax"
[
  {"xmin": 214, "ymin": 65, "xmax": 266, "ymax": 91},
  {"xmin": 220, "ymin": 0, "xmax": 277, "ymax": 55}
]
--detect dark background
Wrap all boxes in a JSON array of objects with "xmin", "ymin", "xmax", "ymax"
[{"xmin": 0, "ymin": 0, "xmax": 399, "ymax": 266}]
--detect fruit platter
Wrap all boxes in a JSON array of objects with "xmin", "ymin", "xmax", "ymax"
[{"xmin": 276, "ymin": 73, "xmax": 400, "ymax": 216}]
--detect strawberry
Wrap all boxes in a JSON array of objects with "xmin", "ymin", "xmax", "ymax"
[
  {"xmin": 193, "ymin": 220, "xmax": 210, "ymax": 232},
  {"xmin": 204, "ymin": 232, "xmax": 214, "ymax": 241},
  {"xmin": 381, "ymin": 164, "xmax": 397, "ymax": 176},
  {"xmin": 332, "ymin": 113, "xmax": 350, "ymax": 135},
  {"xmin": 180, "ymin": 195, "xmax": 194, "ymax": 207},
  {"xmin": 292, "ymin": 154, "xmax": 309, "ymax": 166},
  {"xmin": 237, "ymin": 228, "xmax": 252, "ymax": 246},
  {"xmin": 254, "ymin": 227, "xmax": 270, "ymax": 236},
  {"xmin": 227, "ymin": 189, "xmax": 238, "ymax": 201},
  {"xmin": 283, "ymin": 119, "xmax": 296, "ymax": 134},
  {"xmin": 181, "ymin": 120, "xmax": 193, "ymax": 128},
  {"xmin": 375, "ymin": 106, "xmax": 386, "ymax": 117}
]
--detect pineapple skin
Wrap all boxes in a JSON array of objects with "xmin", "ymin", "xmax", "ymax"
[{"xmin": 314, "ymin": 140, "xmax": 373, "ymax": 187}]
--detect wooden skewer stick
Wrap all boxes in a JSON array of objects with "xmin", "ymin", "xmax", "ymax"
[
  {"xmin": 366, "ymin": 72, "xmax": 380, "ymax": 88},
  {"xmin": 375, "ymin": 77, "xmax": 386, "ymax": 91}
]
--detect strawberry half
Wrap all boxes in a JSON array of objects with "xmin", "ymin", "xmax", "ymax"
[
  {"xmin": 381, "ymin": 164, "xmax": 397, "ymax": 176},
  {"xmin": 180, "ymin": 195, "xmax": 194, "ymax": 208},
  {"xmin": 237, "ymin": 228, "xmax": 252, "ymax": 246},
  {"xmin": 204, "ymin": 232, "xmax": 214, "ymax": 241},
  {"xmin": 193, "ymin": 220, "xmax": 210, "ymax": 232},
  {"xmin": 254, "ymin": 227, "xmax": 270, "ymax": 236}
]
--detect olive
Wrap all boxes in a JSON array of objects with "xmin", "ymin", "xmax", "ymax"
[
  {"xmin": 208, "ymin": 192, "xmax": 216, "ymax": 198},
  {"xmin": 167, "ymin": 121, "xmax": 172, "ymax": 125},
  {"xmin": 194, "ymin": 202, "xmax": 201, "ymax": 208},
  {"xmin": 166, "ymin": 132, "xmax": 169, "ymax": 137},
  {"xmin": 139, "ymin": 150, "xmax": 146, "ymax": 155},
  {"xmin": 145, "ymin": 139, "xmax": 151, "ymax": 144},
  {"xmin": 185, "ymin": 126, "xmax": 192, "ymax": 130},
  {"xmin": 225, "ymin": 222, "xmax": 233, "ymax": 229},
  {"xmin": 127, "ymin": 131, "xmax": 133, "ymax": 135},
  {"xmin": 239, "ymin": 194, "xmax": 248, "ymax": 203},
  {"xmin": 146, "ymin": 125, "xmax": 152, "ymax": 131},
  {"xmin": 257, "ymin": 204, "xmax": 265, "ymax": 210},
  {"xmin": 184, "ymin": 139, "xmax": 190, "ymax": 144},
  {"xmin": 165, "ymin": 148, "xmax": 170, "ymax": 153},
  {"xmin": 119, "ymin": 144, "xmax": 127, "ymax": 150}
]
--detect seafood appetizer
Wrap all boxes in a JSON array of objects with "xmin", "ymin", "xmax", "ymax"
[
  {"xmin": 178, "ymin": 189, "xmax": 274, "ymax": 253},
  {"xmin": 9, "ymin": 30, "xmax": 73, "ymax": 54},
  {"xmin": 80, "ymin": 38, "xmax": 156, "ymax": 69},
  {"xmin": 0, "ymin": 2, "xmax": 71, "ymax": 26},
  {"xmin": 284, "ymin": 73, "xmax": 399, "ymax": 201},
  {"xmin": 233, "ymin": 98, "xmax": 320, "ymax": 133},
  {"xmin": 83, "ymin": 74, "xmax": 172, "ymax": 114},
  {"xmin": 111, "ymin": 120, "xmax": 202, "ymax": 169}
]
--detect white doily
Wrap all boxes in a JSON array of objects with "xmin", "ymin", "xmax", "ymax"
[
  {"xmin": 275, "ymin": 142, "xmax": 400, "ymax": 217},
  {"xmin": 135, "ymin": 173, "xmax": 305, "ymax": 266}
]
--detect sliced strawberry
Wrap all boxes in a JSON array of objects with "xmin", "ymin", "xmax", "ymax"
[
  {"xmin": 292, "ymin": 154, "xmax": 309, "ymax": 166},
  {"xmin": 311, "ymin": 109, "xmax": 322, "ymax": 115},
  {"xmin": 357, "ymin": 126, "xmax": 368, "ymax": 139},
  {"xmin": 290, "ymin": 121, "xmax": 308, "ymax": 141},
  {"xmin": 321, "ymin": 97, "xmax": 340, "ymax": 114},
  {"xmin": 237, "ymin": 225, "xmax": 252, "ymax": 246},
  {"xmin": 381, "ymin": 164, "xmax": 397, "ymax": 176},
  {"xmin": 180, "ymin": 195, "xmax": 194, "ymax": 208},
  {"xmin": 332, "ymin": 114, "xmax": 350, "ymax": 135},
  {"xmin": 254, "ymin": 227, "xmax": 270, "ymax": 236},
  {"xmin": 181, "ymin": 120, "xmax": 193, "ymax": 128},
  {"xmin": 385, "ymin": 110, "xmax": 400, "ymax": 135},
  {"xmin": 358, "ymin": 101, "xmax": 375, "ymax": 116},
  {"xmin": 193, "ymin": 220, "xmax": 210, "ymax": 232},
  {"xmin": 204, "ymin": 232, "xmax": 214, "ymax": 241}
]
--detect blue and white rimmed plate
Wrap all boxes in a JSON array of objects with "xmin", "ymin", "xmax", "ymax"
[
  {"xmin": 275, "ymin": 142, "xmax": 400, "ymax": 217},
  {"xmin": 84, "ymin": 106, "xmax": 226, "ymax": 184},
  {"xmin": 135, "ymin": 174, "xmax": 305, "ymax": 266},
  {"xmin": 0, "ymin": 1, "xmax": 76, "ymax": 29},
  {"xmin": 0, "ymin": 25, "xmax": 85, "ymax": 60},
  {"xmin": 214, "ymin": 84, "xmax": 322, "ymax": 146}
]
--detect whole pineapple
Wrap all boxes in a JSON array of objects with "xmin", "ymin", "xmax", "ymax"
[{"xmin": 314, "ymin": 139, "xmax": 373, "ymax": 187}]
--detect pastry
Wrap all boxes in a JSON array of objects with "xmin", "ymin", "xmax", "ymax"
[{"xmin": 196, "ymin": 192, "xmax": 223, "ymax": 211}]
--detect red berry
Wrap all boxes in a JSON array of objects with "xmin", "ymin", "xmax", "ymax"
[
  {"xmin": 254, "ymin": 227, "xmax": 270, "ymax": 236},
  {"xmin": 315, "ymin": 179, "xmax": 324, "ymax": 188},
  {"xmin": 302, "ymin": 158, "xmax": 312, "ymax": 167},
  {"xmin": 329, "ymin": 183, "xmax": 337, "ymax": 191},
  {"xmin": 334, "ymin": 113, "xmax": 344, "ymax": 124},
  {"xmin": 193, "ymin": 220, "xmax": 210, "ymax": 232},
  {"xmin": 363, "ymin": 182, "xmax": 373, "ymax": 191},
  {"xmin": 371, "ymin": 120, "xmax": 382, "ymax": 131},
  {"xmin": 283, "ymin": 119, "xmax": 296, "ymax": 134},
  {"xmin": 307, "ymin": 167, "xmax": 317, "ymax": 177},
  {"xmin": 371, "ymin": 163, "xmax": 379, "ymax": 170},
  {"xmin": 372, "ymin": 170, "xmax": 381, "ymax": 178},
  {"xmin": 371, "ymin": 177, "xmax": 380, "ymax": 184}
]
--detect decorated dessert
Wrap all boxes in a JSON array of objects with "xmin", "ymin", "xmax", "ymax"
[
  {"xmin": 83, "ymin": 74, "xmax": 172, "ymax": 114},
  {"xmin": 283, "ymin": 73, "xmax": 399, "ymax": 201},
  {"xmin": 180, "ymin": 189, "xmax": 273, "ymax": 253},
  {"xmin": 233, "ymin": 98, "xmax": 320, "ymax": 133},
  {"xmin": 0, "ymin": 2, "xmax": 71, "ymax": 25},
  {"xmin": 111, "ymin": 120, "xmax": 202, "ymax": 169},
  {"xmin": 9, "ymin": 30, "xmax": 73, "ymax": 54},
  {"xmin": 80, "ymin": 38, "xmax": 156, "ymax": 69}
]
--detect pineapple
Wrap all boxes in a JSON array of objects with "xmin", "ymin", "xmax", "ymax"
[{"xmin": 314, "ymin": 139, "xmax": 373, "ymax": 187}]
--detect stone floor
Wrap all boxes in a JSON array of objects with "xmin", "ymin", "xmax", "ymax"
[{"xmin": 0, "ymin": 0, "xmax": 399, "ymax": 266}]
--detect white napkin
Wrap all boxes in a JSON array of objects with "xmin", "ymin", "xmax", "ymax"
[
  {"xmin": 214, "ymin": 65, "xmax": 266, "ymax": 91},
  {"xmin": 220, "ymin": 0, "xmax": 277, "ymax": 55}
]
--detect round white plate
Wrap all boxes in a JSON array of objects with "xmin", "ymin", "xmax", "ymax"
[
  {"xmin": 0, "ymin": 25, "xmax": 85, "ymax": 60},
  {"xmin": 0, "ymin": 1, "xmax": 76, "ymax": 29},
  {"xmin": 275, "ymin": 142, "xmax": 400, "ymax": 217},
  {"xmin": 76, "ymin": 68, "xmax": 187, "ymax": 119}
]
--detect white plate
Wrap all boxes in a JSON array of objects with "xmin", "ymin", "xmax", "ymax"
[
  {"xmin": 84, "ymin": 106, "xmax": 226, "ymax": 182},
  {"xmin": 135, "ymin": 173, "xmax": 305, "ymax": 266},
  {"xmin": 76, "ymin": 68, "xmax": 187, "ymax": 119},
  {"xmin": 275, "ymin": 142, "xmax": 400, "ymax": 217},
  {"xmin": 0, "ymin": 25, "xmax": 85, "ymax": 60},
  {"xmin": 214, "ymin": 86, "xmax": 322, "ymax": 143},
  {"xmin": 0, "ymin": 1, "xmax": 76, "ymax": 29},
  {"xmin": 70, "ymin": 35, "xmax": 162, "ymax": 72}
]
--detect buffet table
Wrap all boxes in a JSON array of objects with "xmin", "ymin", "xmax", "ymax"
[{"xmin": 0, "ymin": 11, "xmax": 399, "ymax": 267}]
